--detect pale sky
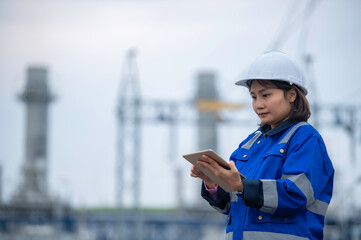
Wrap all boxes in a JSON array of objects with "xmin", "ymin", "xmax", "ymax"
[{"xmin": 0, "ymin": 0, "xmax": 360, "ymax": 209}]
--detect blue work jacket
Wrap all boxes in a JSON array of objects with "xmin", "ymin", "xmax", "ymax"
[{"xmin": 201, "ymin": 120, "xmax": 334, "ymax": 240}]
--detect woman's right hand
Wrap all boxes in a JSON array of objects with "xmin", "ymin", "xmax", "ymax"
[{"xmin": 190, "ymin": 165, "xmax": 217, "ymax": 189}]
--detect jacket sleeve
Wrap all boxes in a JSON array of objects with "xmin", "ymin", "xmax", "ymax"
[
  {"xmin": 264, "ymin": 134, "xmax": 333, "ymax": 216},
  {"xmin": 243, "ymin": 131, "xmax": 334, "ymax": 217},
  {"xmin": 201, "ymin": 182, "xmax": 230, "ymax": 215}
]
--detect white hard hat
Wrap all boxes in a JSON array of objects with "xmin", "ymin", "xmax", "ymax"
[{"xmin": 235, "ymin": 50, "xmax": 307, "ymax": 95}]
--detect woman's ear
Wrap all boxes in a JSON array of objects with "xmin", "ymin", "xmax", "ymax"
[{"xmin": 288, "ymin": 88, "xmax": 297, "ymax": 103}]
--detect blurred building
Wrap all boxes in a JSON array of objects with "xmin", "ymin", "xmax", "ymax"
[{"xmin": 0, "ymin": 66, "xmax": 74, "ymax": 236}]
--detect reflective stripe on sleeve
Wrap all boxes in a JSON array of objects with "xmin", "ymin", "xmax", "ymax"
[
  {"xmin": 243, "ymin": 231, "xmax": 309, "ymax": 240},
  {"xmin": 241, "ymin": 132, "xmax": 262, "ymax": 150},
  {"xmin": 260, "ymin": 180, "xmax": 278, "ymax": 215},
  {"xmin": 230, "ymin": 192, "xmax": 238, "ymax": 202},
  {"xmin": 262, "ymin": 174, "xmax": 328, "ymax": 217},
  {"xmin": 307, "ymin": 199, "xmax": 329, "ymax": 216},
  {"xmin": 225, "ymin": 231, "xmax": 233, "ymax": 240},
  {"xmin": 211, "ymin": 202, "xmax": 230, "ymax": 214},
  {"xmin": 281, "ymin": 173, "xmax": 315, "ymax": 206}
]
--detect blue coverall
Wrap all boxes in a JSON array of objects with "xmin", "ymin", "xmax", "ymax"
[{"xmin": 201, "ymin": 120, "xmax": 334, "ymax": 240}]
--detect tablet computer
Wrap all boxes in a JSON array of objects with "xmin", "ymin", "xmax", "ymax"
[
  {"xmin": 183, "ymin": 149, "xmax": 246, "ymax": 192},
  {"xmin": 183, "ymin": 149, "xmax": 230, "ymax": 170}
]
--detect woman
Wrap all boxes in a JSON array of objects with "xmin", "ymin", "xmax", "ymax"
[{"xmin": 190, "ymin": 50, "xmax": 334, "ymax": 240}]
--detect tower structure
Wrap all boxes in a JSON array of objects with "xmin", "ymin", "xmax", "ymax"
[
  {"xmin": 116, "ymin": 49, "xmax": 143, "ymax": 240},
  {"xmin": 12, "ymin": 66, "xmax": 54, "ymax": 205},
  {"xmin": 194, "ymin": 72, "xmax": 219, "ymax": 206},
  {"xmin": 116, "ymin": 49, "xmax": 142, "ymax": 208},
  {"xmin": 0, "ymin": 66, "xmax": 75, "ymax": 234},
  {"xmin": 0, "ymin": 163, "xmax": 2, "ymax": 204},
  {"xmin": 0, "ymin": 66, "xmax": 77, "ymax": 235},
  {"xmin": 196, "ymin": 72, "xmax": 218, "ymax": 152}
]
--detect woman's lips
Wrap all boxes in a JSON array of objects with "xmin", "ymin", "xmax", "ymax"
[{"xmin": 258, "ymin": 112, "xmax": 268, "ymax": 117}]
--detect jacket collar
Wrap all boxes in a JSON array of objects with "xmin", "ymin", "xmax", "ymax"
[{"xmin": 258, "ymin": 119, "xmax": 299, "ymax": 137}]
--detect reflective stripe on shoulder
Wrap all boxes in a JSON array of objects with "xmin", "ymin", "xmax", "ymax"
[
  {"xmin": 279, "ymin": 122, "xmax": 309, "ymax": 144},
  {"xmin": 243, "ymin": 231, "xmax": 309, "ymax": 240},
  {"xmin": 241, "ymin": 131, "xmax": 262, "ymax": 149},
  {"xmin": 260, "ymin": 179, "xmax": 278, "ymax": 215},
  {"xmin": 281, "ymin": 174, "xmax": 315, "ymax": 206}
]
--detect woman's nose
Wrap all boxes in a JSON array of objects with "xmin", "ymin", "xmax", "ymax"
[{"xmin": 254, "ymin": 99, "xmax": 264, "ymax": 109}]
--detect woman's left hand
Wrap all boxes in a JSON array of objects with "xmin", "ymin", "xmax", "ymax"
[{"xmin": 197, "ymin": 154, "xmax": 243, "ymax": 192}]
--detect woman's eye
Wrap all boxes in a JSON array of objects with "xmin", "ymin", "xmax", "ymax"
[{"xmin": 263, "ymin": 94, "xmax": 270, "ymax": 98}]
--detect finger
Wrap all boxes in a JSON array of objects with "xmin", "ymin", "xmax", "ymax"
[
  {"xmin": 190, "ymin": 169, "xmax": 198, "ymax": 176},
  {"xmin": 190, "ymin": 167, "xmax": 200, "ymax": 176},
  {"xmin": 201, "ymin": 154, "xmax": 215, "ymax": 164},
  {"xmin": 190, "ymin": 172, "xmax": 198, "ymax": 178},
  {"xmin": 200, "ymin": 155, "xmax": 222, "ymax": 170},
  {"xmin": 229, "ymin": 161, "xmax": 240, "ymax": 173},
  {"xmin": 229, "ymin": 161, "xmax": 236, "ymax": 170},
  {"xmin": 195, "ymin": 162, "xmax": 206, "ymax": 171},
  {"xmin": 196, "ymin": 162, "xmax": 214, "ymax": 176},
  {"xmin": 191, "ymin": 166, "xmax": 201, "ymax": 175},
  {"xmin": 197, "ymin": 157, "xmax": 223, "ymax": 178}
]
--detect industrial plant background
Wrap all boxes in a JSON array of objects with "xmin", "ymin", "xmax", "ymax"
[{"xmin": 0, "ymin": 0, "xmax": 360, "ymax": 239}]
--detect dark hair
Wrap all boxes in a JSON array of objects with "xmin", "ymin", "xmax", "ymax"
[{"xmin": 246, "ymin": 80, "xmax": 311, "ymax": 121}]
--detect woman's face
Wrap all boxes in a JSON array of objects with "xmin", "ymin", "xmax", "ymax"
[{"xmin": 250, "ymin": 80, "xmax": 296, "ymax": 129}]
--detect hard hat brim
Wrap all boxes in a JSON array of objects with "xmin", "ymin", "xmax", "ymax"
[{"xmin": 235, "ymin": 77, "xmax": 308, "ymax": 95}]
